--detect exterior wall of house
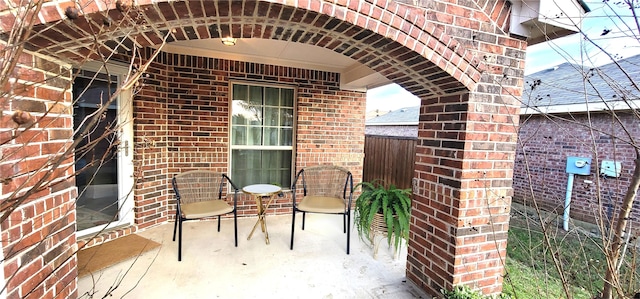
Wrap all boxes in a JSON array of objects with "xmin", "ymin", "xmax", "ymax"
[
  {"xmin": 513, "ymin": 112, "xmax": 640, "ymax": 230},
  {"xmin": 0, "ymin": 50, "xmax": 77, "ymax": 298},
  {"xmin": 132, "ymin": 50, "xmax": 365, "ymax": 228},
  {"xmin": 0, "ymin": 0, "xmax": 528, "ymax": 297}
]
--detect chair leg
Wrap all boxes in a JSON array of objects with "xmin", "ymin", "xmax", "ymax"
[
  {"xmin": 346, "ymin": 212, "xmax": 351, "ymax": 254},
  {"xmin": 172, "ymin": 209, "xmax": 179, "ymax": 241},
  {"xmin": 343, "ymin": 214, "xmax": 346, "ymax": 233},
  {"xmin": 178, "ymin": 217, "xmax": 183, "ymax": 261},
  {"xmin": 217, "ymin": 215, "xmax": 221, "ymax": 232},
  {"xmin": 302, "ymin": 212, "xmax": 306, "ymax": 230},
  {"xmin": 290, "ymin": 210, "xmax": 296, "ymax": 250},
  {"xmin": 233, "ymin": 210, "xmax": 238, "ymax": 247}
]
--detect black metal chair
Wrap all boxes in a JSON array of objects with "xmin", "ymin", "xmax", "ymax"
[
  {"xmin": 172, "ymin": 170, "xmax": 239, "ymax": 261},
  {"xmin": 290, "ymin": 165, "xmax": 354, "ymax": 254}
]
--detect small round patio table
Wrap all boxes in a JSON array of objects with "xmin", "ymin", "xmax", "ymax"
[{"xmin": 242, "ymin": 184, "xmax": 282, "ymax": 245}]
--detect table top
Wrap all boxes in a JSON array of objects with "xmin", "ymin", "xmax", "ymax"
[{"xmin": 242, "ymin": 184, "xmax": 282, "ymax": 196}]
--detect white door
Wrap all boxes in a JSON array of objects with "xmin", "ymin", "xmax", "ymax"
[{"xmin": 73, "ymin": 63, "xmax": 134, "ymax": 236}]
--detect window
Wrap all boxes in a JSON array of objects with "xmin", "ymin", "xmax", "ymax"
[{"xmin": 230, "ymin": 82, "xmax": 295, "ymax": 188}]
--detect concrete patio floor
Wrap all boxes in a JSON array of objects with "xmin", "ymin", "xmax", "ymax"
[{"xmin": 77, "ymin": 213, "xmax": 428, "ymax": 298}]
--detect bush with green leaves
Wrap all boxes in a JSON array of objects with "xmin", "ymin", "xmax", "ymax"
[{"xmin": 441, "ymin": 285, "xmax": 511, "ymax": 299}]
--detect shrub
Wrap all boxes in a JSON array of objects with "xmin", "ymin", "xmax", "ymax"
[{"xmin": 441, "ymin": 285, "xmax": 511, "ymax": 299}]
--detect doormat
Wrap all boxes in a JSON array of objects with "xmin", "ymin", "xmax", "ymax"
[{"xmin": 78, "ymin": 234, "xmax": 161, "ymax": 277}]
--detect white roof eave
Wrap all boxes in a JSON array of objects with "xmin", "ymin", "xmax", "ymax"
[{"xmin": 521, "ymin": 99, "xmax": 640, "ymax": 115}]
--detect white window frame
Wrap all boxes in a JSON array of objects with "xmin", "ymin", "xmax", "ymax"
[{"xmin": 229, "ymin": 80, "xmax": 297, "ymax": 189}]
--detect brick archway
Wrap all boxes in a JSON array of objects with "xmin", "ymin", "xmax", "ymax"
[
  {"xmin": 26, "ymin": 1, "xmax": 484, "ymax": 98},
  {"xmin": 3, "ymin": 0, "xmax": 524, "ymax": 297}
]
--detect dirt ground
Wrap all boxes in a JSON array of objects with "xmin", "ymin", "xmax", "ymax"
[{"xmin": 510, "ymin": 201, "xmax": 602, "ymax": 237}]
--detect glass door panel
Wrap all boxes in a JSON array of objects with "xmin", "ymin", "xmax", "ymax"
[{"xmin": 73, "ymin": 68, "xmax": 133, "ymax": 234}]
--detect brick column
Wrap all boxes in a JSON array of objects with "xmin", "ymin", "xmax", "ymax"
[
  {"xmin": 408, "ymin": 79, "xmax": 521, "ymax": 294},
  {"xmin": 0, "ymin": 50, "xmax": 77, "ymax": 298}
]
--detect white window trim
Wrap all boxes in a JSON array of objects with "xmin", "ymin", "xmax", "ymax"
[{"xmin": 228, "ymin": 80, "xmax": 297, "ymax": 188}]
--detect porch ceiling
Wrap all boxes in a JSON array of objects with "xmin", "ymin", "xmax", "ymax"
[{"xmin": 164, "ymin": 38, "xmax": 391, "ymax": 91}]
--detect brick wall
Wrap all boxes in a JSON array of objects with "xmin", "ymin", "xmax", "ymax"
[
  {"xmin": 514, "ymin": 112, "xmax": 640, "ymax": 229},
  {"xmin": 0, "ymin": 49, "xmax": 77, "ymax": 298},
  {"xmin": 133, "ymin": 52, "xmax": 171, "ymax": 231},
  {"xmin": 403, "ymin": 0, "xmax": 525, "ymax": 295},
  {"xmin": 2, "ymin": 0, "xmax": 528, "ymax": 297},
  {"xmin": 133, "ymin": 49, "xmax": 365, "ymax": 227}
]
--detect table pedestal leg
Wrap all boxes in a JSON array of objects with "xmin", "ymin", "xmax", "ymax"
[
  {"xmin": 247, "ymin": 196, "xmax": 271, "ymax": 244},
  {"xmin": 247, "ymin": 217, "xmax": 261, "ymax": 240},
  {"xmin": 262, "ymin": 216, "xmax": 269, "ymax": 244}
]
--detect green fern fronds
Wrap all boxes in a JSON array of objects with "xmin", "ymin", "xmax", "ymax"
[{"xmin": 354, "ymin": 180, "xmax": 411, "ymax": 253}]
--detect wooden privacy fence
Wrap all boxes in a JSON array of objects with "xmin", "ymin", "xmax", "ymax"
[{"xmin": 363, "ymin": 135, "xmax": 417, "ymax": 190}]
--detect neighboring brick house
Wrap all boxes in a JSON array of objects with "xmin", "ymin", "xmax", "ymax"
[
  {"xmin": 0, "ymin": 0, "xmax": 589, "ymax": 298},
  {"xmin": 513, "ymin": 54, "xmax": 640, "ymax": 230}
]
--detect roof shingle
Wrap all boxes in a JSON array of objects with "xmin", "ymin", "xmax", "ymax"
[{"xmin": 523, "ymin": 54, "xmax": 640, "ymax": 108}]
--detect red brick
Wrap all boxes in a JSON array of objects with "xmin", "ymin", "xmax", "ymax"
[
  {"xmin": 1, "ymin": 1, "xmax": 526, "ymax": 297},
  {"xmin": 514, "ymin": 113, "xmax": 640, "ymax": 229}
]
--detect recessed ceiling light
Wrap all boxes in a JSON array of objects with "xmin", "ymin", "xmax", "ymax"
[{"xmin": 221, "ymin": 37, "xmax": 237, "ymax": 46}]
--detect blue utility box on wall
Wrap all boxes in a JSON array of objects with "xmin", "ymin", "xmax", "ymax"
[
  {"xmin": 566, "ymin": 157, "xmax": 592, "ymax": 175},
  {"xmin": 563, "ymin": 156, "xmax": 592, "ymax": 231}
]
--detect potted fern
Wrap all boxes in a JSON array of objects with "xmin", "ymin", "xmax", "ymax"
[{"xmin": 354, "ymin": 180, "xmax": 411, "ymax": 256}]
